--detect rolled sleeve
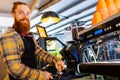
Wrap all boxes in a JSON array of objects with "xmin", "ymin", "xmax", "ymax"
[{"xmin": 35, "ymin": 44, "xmax": 61, "ymax": 64}]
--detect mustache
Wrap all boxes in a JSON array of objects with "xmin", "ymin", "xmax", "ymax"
[
  {"xmin": 13, "ymin": 17, "xmax": 30, "ymax": 34},
  {"xmin": 20, "ymin": 18, "xmax": 29, "ymax": 22}
]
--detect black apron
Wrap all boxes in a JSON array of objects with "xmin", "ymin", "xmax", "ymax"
[{"xmin": 9, "ymin": 35, "xmax": 37, "ymax": 80}]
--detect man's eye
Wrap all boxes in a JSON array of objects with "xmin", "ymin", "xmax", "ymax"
[
  {"xmin": 18, "ymin": 11, "xmax": 24, "ymax": 14},
  {"xmin": 17, "ymin": 11, "xmax": 30, "ymax": 16},
  {"xmin": 27, "ymin": 12, "xmax": 30, "ymax": 15}
]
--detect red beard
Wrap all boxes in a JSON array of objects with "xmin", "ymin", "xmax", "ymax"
[{"xmin": 13, "ymin": 18, "xmax": 30, "ymax": 34}]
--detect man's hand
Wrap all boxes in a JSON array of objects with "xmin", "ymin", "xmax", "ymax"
[
  {"xmin": 45, "ymin": 71, "xmax": 53, "ymax": 80},
  {"xmin": 55, "ymin": 60, "xmax": 65, "ymax": 72},
  {"xmin": 115, "ymin": 48, "xmax": 120, "ymax": 53}
]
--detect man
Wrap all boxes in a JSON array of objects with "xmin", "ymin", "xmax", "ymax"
[{"xmin": 0, "ymin": 1, "xmax": 65, "ymax": 80}]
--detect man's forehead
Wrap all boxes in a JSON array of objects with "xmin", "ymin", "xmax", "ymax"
[{"xmin": 16, "ymin": 5, "xmax": 30, "ymax": 11}]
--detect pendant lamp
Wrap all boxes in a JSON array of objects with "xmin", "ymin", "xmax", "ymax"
[{"xmin": 41, "ymin": 11, "xmax": 60, "ymax": 24}]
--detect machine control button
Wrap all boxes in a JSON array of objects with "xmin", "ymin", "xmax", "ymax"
[
  {"xmin": 109, "ymin": 26, "xmax": 112, "ymax": 29},
  {"xmin": 107, "ymin": 27, "xmax": 109, "ymax": 31},
  {"xmin": 118, "ymin": 23, "xmax": 120, "ymax": 26},
  {"xmin": 104, "ymin": 28, "xmax": 106, "ymax": 31},
  {"xmin": 116, "ymin": 24, "xmax": 119, "ymax": 27}
]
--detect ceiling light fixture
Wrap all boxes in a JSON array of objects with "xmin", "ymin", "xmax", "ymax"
[{"xmin": 41, "ymin": 11, "xmax": 60, "ymax": 24}]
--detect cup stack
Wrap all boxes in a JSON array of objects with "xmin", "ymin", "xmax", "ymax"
[
  {"xmin": 97, "ymin": 0, "xmax": 109, "ymax": 20},
  {"xmin": 92, "ymin": 11, "xmax": 102, "ymax": 25},
  {"xmin": 106, "ymin": 0, "xmax": 117, "ymax": 16},
  {"xmin": 114, "ymin": 0, "xmax": 120, "ymax": 12}
]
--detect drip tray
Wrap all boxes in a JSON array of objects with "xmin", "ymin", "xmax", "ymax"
[{"xmin": 79, "ymin": 60, "xmax": 120, "ymax": 77}]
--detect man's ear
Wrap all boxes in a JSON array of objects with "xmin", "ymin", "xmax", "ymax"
[{"xmin": 11, "ymin": 12, "xmax": 15, "ymax": 18}]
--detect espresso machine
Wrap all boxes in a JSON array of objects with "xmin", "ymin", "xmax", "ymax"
[{"xmin": 77, "ymin": 13, "xmax": 120, "ymax": 78}]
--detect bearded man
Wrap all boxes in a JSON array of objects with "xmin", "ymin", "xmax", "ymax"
[{"xmin": 0, "ymin": 1, "xmax": 65, "ymax": 80}]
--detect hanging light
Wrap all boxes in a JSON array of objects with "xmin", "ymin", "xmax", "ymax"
[{"xmin": 41, "ymin": 11, "xmax": 60, "ymax": 24}]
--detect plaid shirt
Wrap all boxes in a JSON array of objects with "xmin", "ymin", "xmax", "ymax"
[{"xmin": 0, "ymin": 27, "xmax": 60, "ymax": 80}]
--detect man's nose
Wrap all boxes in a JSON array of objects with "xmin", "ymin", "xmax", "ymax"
[{"xmin": 23, "ymin": 13, "xmax": 29, "ymax": 19}]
